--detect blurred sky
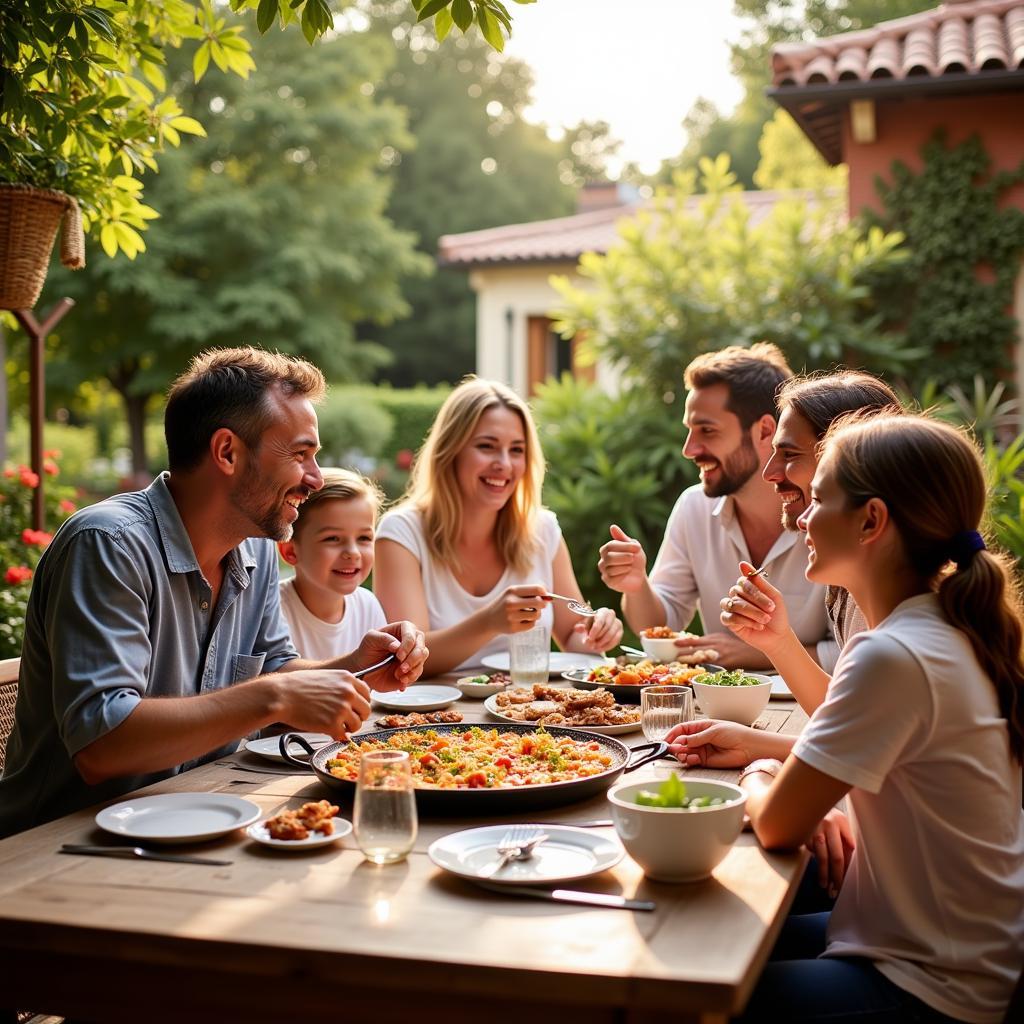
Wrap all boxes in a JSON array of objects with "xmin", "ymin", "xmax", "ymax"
[{"xmin": 503, "ymin": 0, "xmax": 746, "ymax": 176}]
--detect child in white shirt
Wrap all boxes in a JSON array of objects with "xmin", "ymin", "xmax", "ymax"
[{"xmin": 278, "ymin": 468, "xmax": 387, "ymax": 660}]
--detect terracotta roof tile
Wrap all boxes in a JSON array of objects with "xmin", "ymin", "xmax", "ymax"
[
  {"xmin": 772, "ymin": 0, "xmax": 1024, "ymax": 86},
  {"xmin": 438, "ymin": 191, "xmax": 833, "ymax": 268}
]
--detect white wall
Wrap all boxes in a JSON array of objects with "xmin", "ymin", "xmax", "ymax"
[{"xmin": 468, "ymin": 263, "xmax": 621, "ymax": 396}]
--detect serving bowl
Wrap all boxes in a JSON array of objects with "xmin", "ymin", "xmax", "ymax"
[
  {"xmin": 640, "ymin": 633, "xmax": 687, "ymax": 663},
  {"xmin": 456, "ymin": 673, "xmax": 509, "ymax": 698},
  {"xmin": 691, "ymin": 673, "xmax": 772, "ymax": 726},
  {"xmin": 607, "ymin": 779, "xmax": 746, "ymax": 882}
]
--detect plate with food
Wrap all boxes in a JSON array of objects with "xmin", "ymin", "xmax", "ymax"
[
  {"xmin": 480, "ymin": 652, "xmax": 609, "ymax": 677},
  {"xmin": 372, "ymin": 710, "xmax": 464, "ymax": 730},
  {"xmin": 275, "ymin": 725, "xmax": 667, "ymax": 812},
  {"xmin": 561, "ymin": 660, "xmax": 721, "ymax": 703},
  {"xmin": 456, "ymin": 672, "xmax": 511, "ymax": 698},
  {"xmin": 246, "ymin": 800, "xmax": 352, "ymax": 851},
  {"xmin": 96, "ymin": 793, "xmax": 262, "ymax": 844},
  {"xmin": 484, "ymin": 684, "xmax": 641, "ymax": 735},
  {"xmin": 370, "ymin": 684, "xmax": 461, "ymax": 712},
  {"xmin": 429, "ymin": 824, "xmax": 622, "ymax": 886},
  {"xmin": 244, "ymin": 732, "xmax": 336, "ymax": 764}
]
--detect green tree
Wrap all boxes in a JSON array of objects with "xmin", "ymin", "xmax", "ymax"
[
  {"xmin": 360, "ymin": 3, "xmax": 574, "ymax": 385},
  {"xmin": 40, "ymin": 25, "xmax": 429, "ymax": 475},
  {"xmin": 551, "ymin": 155, "xmax": 909, "ymax": 392},
  {"xmin": 753, "ymin": 108, "xmax": 846, "ymax": 192}
]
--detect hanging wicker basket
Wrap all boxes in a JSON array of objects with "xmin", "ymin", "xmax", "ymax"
[{"xmin": 0, "ymin": 183, "xmax": 85, "ymax": 312}]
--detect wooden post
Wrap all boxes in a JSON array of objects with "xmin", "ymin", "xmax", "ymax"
[{"xmin": 11, "ymin": 298, "xmax": 74, "ymax": 532}]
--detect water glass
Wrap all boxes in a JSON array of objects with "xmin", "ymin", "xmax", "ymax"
[
  {"xmin": 354, "ymin": 750, "xmax": 417, "ymax": 864},
  {"xmin": 509, "ymin": 623, "xmax": 550, "ymax": 686},
  {"xmin": 641, "ymin": 685, "xmax": 694, "ymax": 743}
]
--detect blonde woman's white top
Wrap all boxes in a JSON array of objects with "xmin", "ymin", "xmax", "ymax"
[
  {"xmin": 793, "ymin": 593, "xmax": 1024, "ymax": 1023},
  {"xmin": 278, "ymin": 578, "xmax": 386, "ymax": 662},
  {"xmin": 375, "ymin": 506, "xmax": 562, "ymax": 672}
]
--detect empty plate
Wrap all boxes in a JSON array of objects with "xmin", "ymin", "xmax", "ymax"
[
  {"xmin": 429, "ymin": 824, "xmax": 622, "ymax": 886},
  {"xmin": 95, "ymin": 793, "xmax": 261, "ymax": 845},
  {"xmin": 767, "ymin": 674, "xmax": 793, "ymax": 699},
  {"xmin": 244, "ymin": 733, "xmax": 335, "ymax": 763},
  {"xmin": 246, "ymin": 816, "xmax": 352, "ymax": 851},
  {"xmin": 370, "ymin": 684, "xmax": 461, "ymax": 712},
  {"xmin": 480, "ymin": 652, "xmax": 609, "ymax": 676}
]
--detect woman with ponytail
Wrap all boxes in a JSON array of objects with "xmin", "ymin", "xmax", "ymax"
[{"xmin": 676, "ymin": 413, "xmax": 1024, "ymax": 1023}]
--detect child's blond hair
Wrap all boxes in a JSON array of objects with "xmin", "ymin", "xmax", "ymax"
[{"xmin": 293, "ymin": 468, "xmax": 384, "ymax": 535}]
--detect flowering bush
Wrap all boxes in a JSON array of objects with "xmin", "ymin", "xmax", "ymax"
[{"xmin": 0, "ymin": 452, "xmax": 79, "ymax": 659}]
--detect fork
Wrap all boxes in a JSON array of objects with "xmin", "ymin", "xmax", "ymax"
[
  {"xmin": 481, "ymin": 826, "xmax": 549, "ymax": 879},
  {"xmin": 352, "ymin": 653, "xmax": 396, "ymax": 679},
  {"xmin": 546, "ymin": 593, "xmax": 595, "ymax": 616}
]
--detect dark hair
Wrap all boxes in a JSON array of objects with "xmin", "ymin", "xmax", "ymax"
[
  {"xmin": 165, "ymin": 347, "xmax": 326, "ymax": 472},
  {"xmin": 684, "ymin": 342, "xmax": 793, "ymax": 429},
  {"xmin": 824, "ymin": 413, "xmax": 1024, "ymax": 762},
  {"xmin": 778, "ymin": 371, "xmax": 902, "ymax": 440}
]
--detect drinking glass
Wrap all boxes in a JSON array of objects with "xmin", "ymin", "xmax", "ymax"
[
  {"xmin": 509, "ymin": 623, "xmax": 550, "ymax": 686},
  {"xmin": 354, "ymin": 750, "xmax": 417, "ymax": 864},
  {"xmin": 641, "ymin": 685, "xmax": 694, "ymax": 743}
]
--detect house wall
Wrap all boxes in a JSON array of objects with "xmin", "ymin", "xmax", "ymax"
[
  {"xmin": 468, "ymin": 263, "xmax": 621, "ymax": 396},
  {"xmin": 844, "ymin": 92, "xmax": 1024, "ymax": 215}
]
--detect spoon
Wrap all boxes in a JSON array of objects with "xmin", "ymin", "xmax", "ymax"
[
  {"xmin": 619, "ymin": 644, "xmax": 647, "ymax": 658},
  {"xmin": 547, "ymin": 592, "xmax": 595, "ymax": 616},
  {"xmin": 352, "ymin": 653, "xmax": 396, "ymax": 679},
  {"xmin": 744, "ymin": 565, "xmax": 769, "ymax": 581}
]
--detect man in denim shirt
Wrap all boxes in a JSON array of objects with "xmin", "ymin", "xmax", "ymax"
[{"xmin": 0, "ymin": 348, "xmax": 426, "ymax": 837}]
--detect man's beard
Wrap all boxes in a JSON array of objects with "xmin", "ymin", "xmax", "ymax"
[
  {"xmin": 231, "ymin": 459, "xmax": 295, "ymax": 542},
  {"xmin": 779, "ymin": 490, "xmax": 808, "ymax": 532},
  {"xmin": 700, "ymin": 435, "xmax": 761, "ymax": 498}
]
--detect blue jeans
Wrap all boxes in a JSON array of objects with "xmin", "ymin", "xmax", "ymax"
[{"xmin": 737, "ymin": 863, "xmax": 963, "ymax": 1024}]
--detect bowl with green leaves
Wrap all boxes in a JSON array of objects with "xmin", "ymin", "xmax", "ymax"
[
  {"xmin": 607, "ymin": 773, "xmax": 746, "ymax": 882},
  {"xmin": 691, "ymin": 670, "xmax": 773, "ymax": 726}
]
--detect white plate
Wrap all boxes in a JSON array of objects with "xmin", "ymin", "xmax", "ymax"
[
  {"xmin": 244, "ymin": 733, "xmax": 335, "ymax": 763},
  {"xmin": 429, "ymin": 824, "xmax": 622, "ymax": 886},
  {"xmin": 370, "ymin": 684, "xmax": 461, "ymax": 712},
  {"xmin": 481, "ymin": 652, "xmax": 609, "ymax": 677},
  {"xmin": 483, "ymin": 693, "xmax": 641, "ymax": 735},
  {"xmin": 768, "ymin": 674, "xmax": 793, "ymax": 699},
  {"xmin": 246, "ymin": 816, "xmax": 352, "ymax": 851},
  {"xmin": 96, "ymin": 793, "xmax": 261, "ymax": 845}
]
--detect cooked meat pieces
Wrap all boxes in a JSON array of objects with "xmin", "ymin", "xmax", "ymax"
[
  {"xmin": 375, "ymin": 710, "xmax": 464, "ymax": 729},
  {"xmin": 494, "ymin": 685, "xmax": 639, "ymax": 728}
]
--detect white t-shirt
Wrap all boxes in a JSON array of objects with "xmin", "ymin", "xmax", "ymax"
[
  {"xmin": 649, "ymin": 484, "xmax": 833, "ymax": 661},
  {"xmin": 375, "ymin": 506, "xmax": 562, "ymax": 672},
  {"xmin": 793, "ymin": 593, "xmax": 1024, "ymax": 1023},
  {"xmin": 278, "ymin": 578, "xmax": 386, "ymax": 662}
]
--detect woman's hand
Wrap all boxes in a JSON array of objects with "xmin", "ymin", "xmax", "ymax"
[
  {"xmin": 719, "ymin": 560, "xmax": 792, "ymax": 656},
  {"xmin": 483, "ymin": 583, "xmax": 548, "ymax": 636},
  {"xmin": 808, "ymin": 808, "xmax": 855, "ymax": 899},
  {"xmin": 569, "ymin": 607, "xmax": 623, "ymax": 654},
  {"xmin": 665, "ymin": 719, "xmax": 762, "ymax": 769}
]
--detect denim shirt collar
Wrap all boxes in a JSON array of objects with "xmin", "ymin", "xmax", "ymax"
[{"xmin": 145, "ymin": 472, "xmax": 259, "ymax": 584}]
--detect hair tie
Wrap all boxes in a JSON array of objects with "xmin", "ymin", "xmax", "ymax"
[{"xmin": 949, "ymin": 530, "xmax": 986, "ymax": 565}]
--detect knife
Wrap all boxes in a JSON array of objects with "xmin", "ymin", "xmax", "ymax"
[
  {"xmin": 60, "ymin": 844, "xmax": 233, "ymax": 866},
  {"xmin": 479, "ymin": 882, "xmax": 654, "ymax": 911}
]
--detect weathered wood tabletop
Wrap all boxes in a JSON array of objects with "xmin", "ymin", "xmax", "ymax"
[{"xmin": 0, "ymin": 680, "xmax": 809, "ymax": 1024}]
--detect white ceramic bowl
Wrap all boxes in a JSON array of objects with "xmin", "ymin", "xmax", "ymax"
[
  {"xmin": 456, "ymin": 673, "xmax": 507, "ymax": 699},
  {"xmin": 640, "ymin": 634, "xmax": 685, "ymax": 663},
  {"xmin": 691, "ymin": 673, "xmax": 772, "ymax": 726},
  {"xmin": 607, "ymin": 779, "xmax": 747, "ymax": 882}
]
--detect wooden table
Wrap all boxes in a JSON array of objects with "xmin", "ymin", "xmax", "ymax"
[{"xmin": 0, "ymin": 686, "xmax": 808, "ymax": 1024}]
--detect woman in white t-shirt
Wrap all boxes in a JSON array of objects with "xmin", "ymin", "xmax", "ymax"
[
  {"xmin": 375, "ymin": 377, "xmax": 623, "ymax": 674},
  {"xmin": 677, "ymin": 413, "xmax": 1024, "ymax": 1023}
]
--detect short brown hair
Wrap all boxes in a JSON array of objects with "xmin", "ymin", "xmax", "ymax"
[
  {"xmin": 165, "ymin": 347, "xmax": 326, "ymax": 471},
  {"xmin": 684, "ymin": 343, "xmax": 793, "ymax": 428},
  {"xmin": 293, "ymin": 468, "xmax": 384, "ymax": 536},
  {"xmin": 778, "ymin": 371, "xmax": 901, "ymax": 441}
]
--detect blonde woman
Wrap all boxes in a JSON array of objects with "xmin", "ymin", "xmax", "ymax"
[{"xmin": 375, "ymin": 377, "xmax": 622, "ymax": 674}]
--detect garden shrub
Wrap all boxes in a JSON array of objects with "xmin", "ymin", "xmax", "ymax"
[{"xmin": 315, "ymin": 390, "xmax": 395, "ymax": 465}]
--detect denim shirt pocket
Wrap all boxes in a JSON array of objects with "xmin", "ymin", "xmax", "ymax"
[{"xmin": 232, "ymin": 652, "xmax": 267, "ymax": 683}]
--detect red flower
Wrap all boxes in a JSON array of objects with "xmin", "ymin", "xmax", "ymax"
[
  {"xmin": 59, "ymin": 499, "xmax": 77, "ymax": 514},
  {"xmin": 5, "ymin": 566, "xmax": 33, "ymax": 585},
  {"xmin": 18, "ymin": 467, "xmax": 39, "ymax": 488},
  {"xmin": 43, "ymin": 448, "xmax": 61, "ymax": 459},
  {"xmin": 43, "ymin": 460, "xmax": 59, "ymax": 476},
  {"xmin": 395, "ymin": 448, "xmax": 414, "ymax": 471},
  {"xmin": 21, "ymin": 529, "xmax": 52, "ymax": 547},
  {"xmin": 3, "ymin": 468, "xmax": 14, "ymax": 479}
]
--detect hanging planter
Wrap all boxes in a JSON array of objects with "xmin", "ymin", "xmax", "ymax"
[{"xmin": 0, "ymin": 183, "xmax": 85, "ymax": 312}]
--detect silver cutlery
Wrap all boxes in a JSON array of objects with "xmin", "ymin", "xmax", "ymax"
[
  {"xmin": 60, "ymin": 843, "xmax": 232, "ymax": 866},
  {"xmin": 744, "ymin": 565, "xmax": 769, "ymax": 581},
  {"xmin": 482, "ymin": 826, "xmax": 549, "ymax": 879},
  {"xmin": 479, "ymin": 882, "xmax": 655, "ymax": 911},
  {"xmin": 619, "ymin": 644, "xmax": 647, "ymax": 658},
  {"xmin": 547, "ymin": 592, "xmax": 595, "ymax": 616},
  {"xmin": 353, "ymin": 653, "xmax": 396, "ymax": 679}
]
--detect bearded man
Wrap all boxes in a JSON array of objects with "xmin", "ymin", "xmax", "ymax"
[{"xmin": 598, "ymin": 343, "xmax": 831, "ymax": 669}]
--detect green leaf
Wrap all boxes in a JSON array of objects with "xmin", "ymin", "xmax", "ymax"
[
  {"xmin": 434, "ymin": 8, "xmax": 453, "ymax": 41},
  {"xmin": 99, "ymin": 223, "xmax": 118, "ymax": 258},
  {"xmin": 169, "ymin": 116, "xmax": 206, "ymax": 137},
  {"xmin": 193, "ymin": 43, "xmax": 210, "ymax": 81},
  {"xmin": 256, "ymin": 0, "xmax": 277, "ymax": 34},
  {"xmin": 417, "ymin": 0, "xmax": 452, "ymax": 23},
  {"xmin": 451, "ymin": 0, "xmax": 472, "ymax": 30},
  {"xmin": 476, "ymin": 5, "xmax": 504, "ymax": 50}
]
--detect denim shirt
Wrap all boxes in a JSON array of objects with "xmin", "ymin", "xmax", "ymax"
[{"xmin": 0, "ymin": 474, "xmax": 298, "ymax": 837}]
